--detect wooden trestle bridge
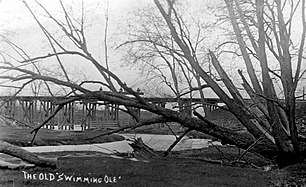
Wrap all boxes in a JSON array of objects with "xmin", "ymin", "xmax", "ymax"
[{"xmin": 0, "ymin": 96, "xmax": 223, "ymax": 131}]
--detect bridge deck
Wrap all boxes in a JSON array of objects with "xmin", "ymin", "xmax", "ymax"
[{"xmin": 1, "ymin": 95, "xmax": 305, "ymax": 131}]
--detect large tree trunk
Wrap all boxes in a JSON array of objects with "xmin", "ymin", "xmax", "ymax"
[
  {"xmin": 224, "ymin": 0, "xmax": 263, "ymax": 95},
  {"xmin": 0, "ymin": 140, "xmax": 57, "ymax": 168},
  {"xmin": 152, "ymin": 0, "xmax": 304, "ymax": 166},
  {"xmin": 256, "ymin": 0, "xmax": 294, "ymax": 154}
]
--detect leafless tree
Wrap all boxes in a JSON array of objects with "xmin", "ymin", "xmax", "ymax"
[
  {"xmin": 0, "ymin": 0, "xmax": 305, "ymax": 167},
  {"xmin": 134, "ymin": 0, "xmax": 306, "ymax": 166},
  {"xmin": 118, "ymin": 4, "xmax": 212, "ymax": 114}
]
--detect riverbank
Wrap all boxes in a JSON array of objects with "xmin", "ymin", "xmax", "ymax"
[
  {"xmin": 0, "ymin": 126, "xmax": 124, "ymax": 147},
  {"xmin": 1, "ymin": 125, "xmax": 305, "ymax": 186},
  {"xmin": 0, "ymin": 150, "xmax": 272, "ymax": 187},
  {"xmin": 0, "ymin": 123, "xmax": 214, "ymax": 147},
  {"xmin": 2, "ymin": 148, "xmax": 303, "ymax": 186}
]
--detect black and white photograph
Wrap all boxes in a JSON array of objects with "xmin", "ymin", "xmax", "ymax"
[{"xmin": 0, "ymin": 0, "xmax": 305, "ymax": 186}]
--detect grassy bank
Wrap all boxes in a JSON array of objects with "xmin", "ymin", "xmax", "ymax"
[
  {"xmin": 0, "ymin": 126, "xmax": 124, "ymax": 147},
  {"xmin": 0, "ymin": 151, "xmax": 272, "ymax": 187},
  {"xmin": 0, "ymin": 124, "xmax": 305, "ymax": 186}
]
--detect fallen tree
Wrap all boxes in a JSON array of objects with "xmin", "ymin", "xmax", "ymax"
[
  {"xmin": 0, "ymin": 0, "xmax": 305, "ymax": 168},
  {"xmin": 0, "ymin": 140, "xmax": 56, "ymax": 168}
]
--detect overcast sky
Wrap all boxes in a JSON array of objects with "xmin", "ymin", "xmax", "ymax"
[
  {"xmin": 0, "ymin": 0, "xmax": 217, "ymax": 96},
  {"xmin": 0, "ymin": 0, "xmax": 304, "ymax": 98},
  {"xmin": 0, "ymin": 0, "xmax": 155, "ymax": 95}
]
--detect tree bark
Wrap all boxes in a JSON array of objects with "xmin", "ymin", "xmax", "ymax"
[
  {"xmin": 256, "ymin": 0, "xmax": 294, "ymax": 153},
  {"xmin": 209, "ymin": 52, "xmax": 275, "ymax": 143},
  {"xmin": 224, "ymin": 0, "xmax": 263, "ymax": 95},
  {"xmin": 0, "ymin": 140, "xmax": 57, "ymax": 168}
]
